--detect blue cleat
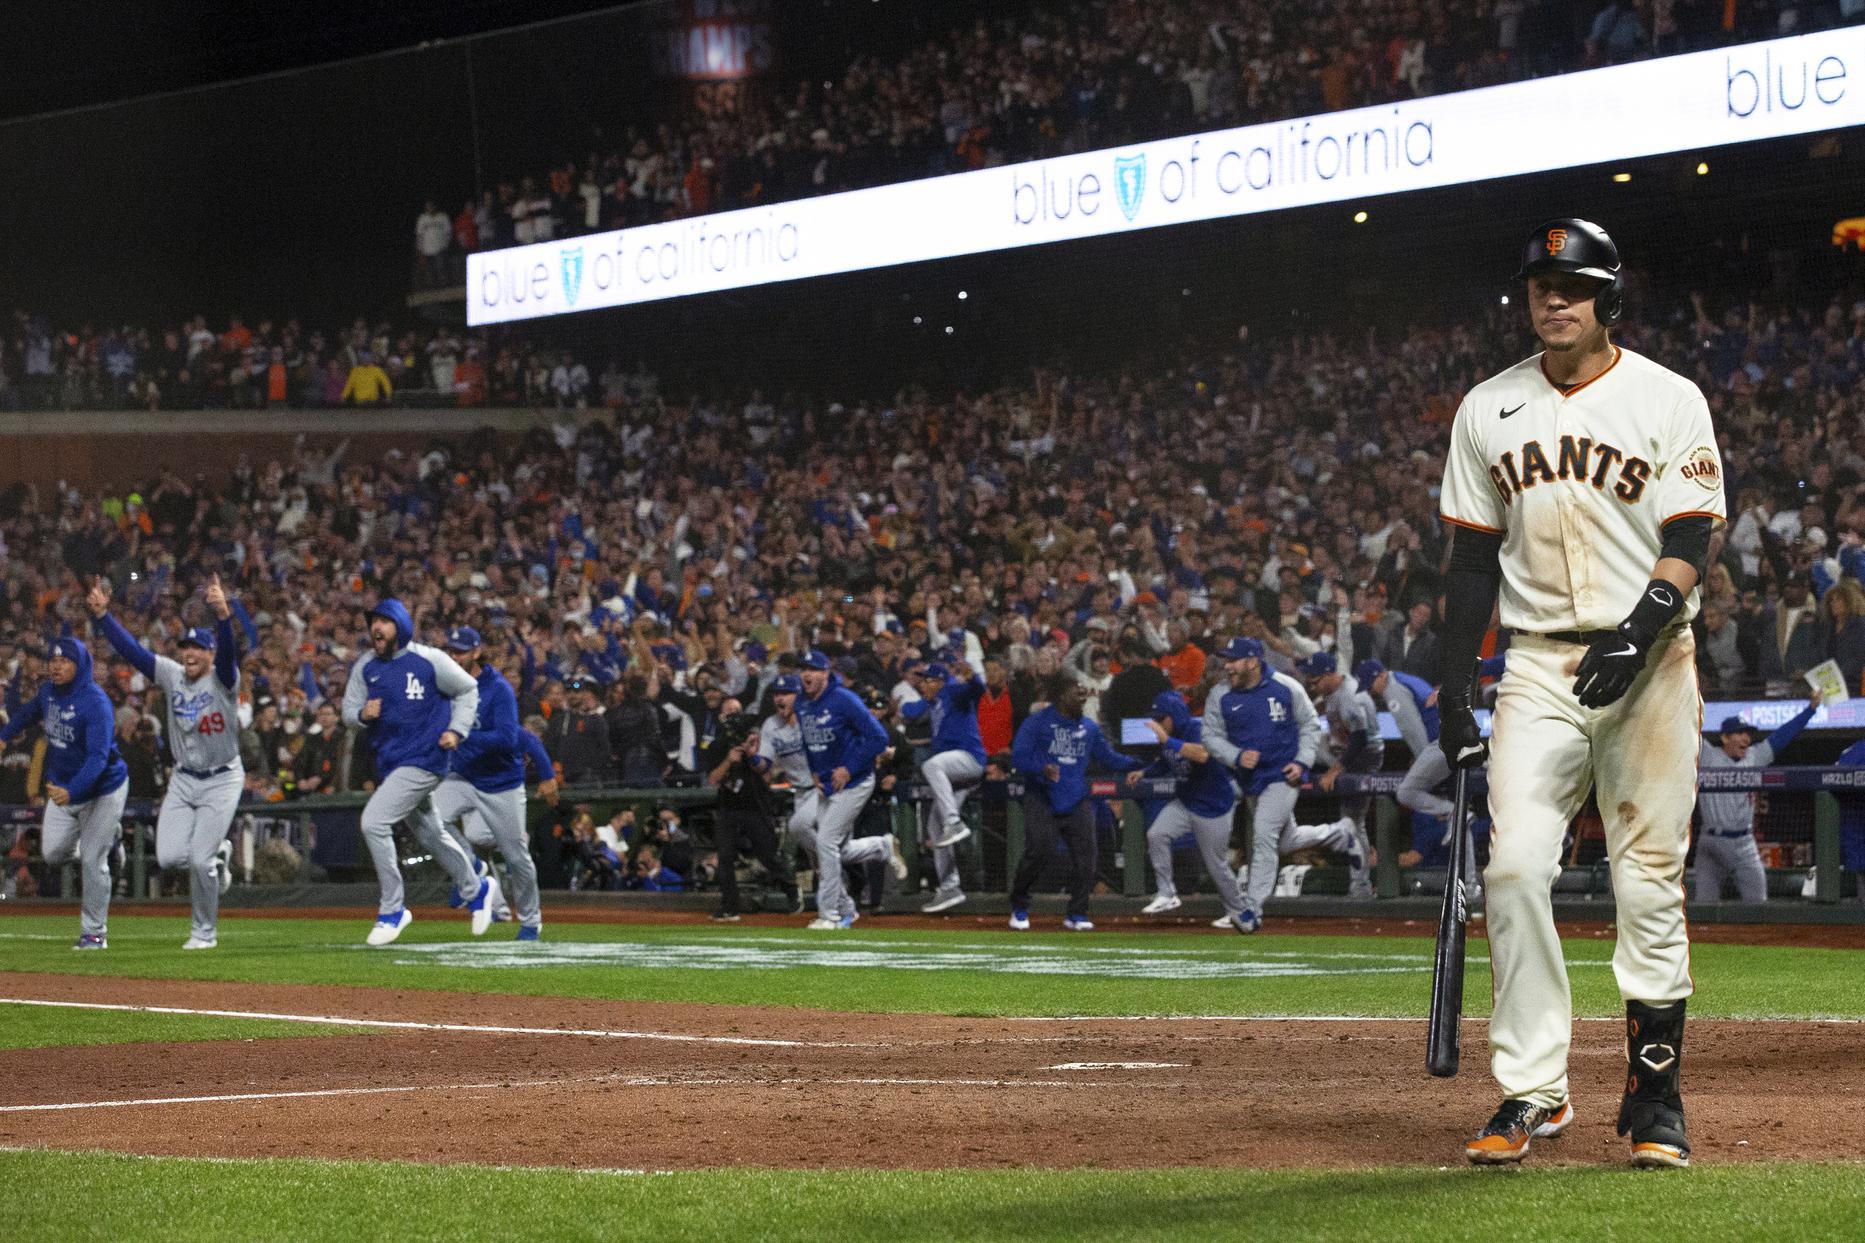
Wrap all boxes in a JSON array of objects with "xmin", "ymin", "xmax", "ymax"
[
  {"xmin": 74, "ymin": 933, "xmax": 107, "ymax": 950},
  {"xmin": 516, "ymin": 925, "xmax": 541, "ymax": 942}
]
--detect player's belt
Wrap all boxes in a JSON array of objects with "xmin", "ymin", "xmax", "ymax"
[
  {"xmin": 1704, "ymin": 827, "xmax": 1755, "ymax": 838},
  {"xmin": 1539, "ymin": 630, "xmax": 1616, "ymax": 646},
  {"xmin": 178, "ymin": 762, "xmax": 237, "ymax": 779}
]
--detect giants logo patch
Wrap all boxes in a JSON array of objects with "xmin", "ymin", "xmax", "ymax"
[{"xmin": 1680, "ymin": 445, "xmax": 1721, "ymax": 492}]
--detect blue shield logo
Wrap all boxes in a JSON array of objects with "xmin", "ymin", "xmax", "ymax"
[
  {"xmin": 1114, "ymin": 154, "xmax": 1146, "ymax": 222},
  {"xmin": 560, "ymin": 246, "xmax": 584, "ymax": 307}
]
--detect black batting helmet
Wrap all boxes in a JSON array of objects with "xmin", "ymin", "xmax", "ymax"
[{"xmin": 1516, "ymin": 218, "xmax": 1625, "ymax": 325}]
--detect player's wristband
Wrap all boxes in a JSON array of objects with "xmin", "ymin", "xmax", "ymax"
[{"xmin": 1619, "ymin": 578, "xmax": 1686, "ymax": 649}]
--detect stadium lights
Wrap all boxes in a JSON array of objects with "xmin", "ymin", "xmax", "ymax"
[
  {"xmin": 1613, "ymin": 172, "xmax": 1633, "ymax": 182},
  {"xmin": 1500, "ymin": 295, "xmax": 1510, "ymax": 305},
  {"xmin": 944, "ymin": 325, "xmax": 954, "ymax": 334},
  {"xmin": 957, "ymin": 290, "xmax": 968, "ymax": 300},
  {"xmin": 913, "ymin": 316, "xmax": 922, "ymax": 324},
  {"xmin": 1353, "ymin": 210, "xmax": 1369, "ymax": 223},
  {"xmin": 1697, "ymin": 162, "xmax": 1710, "ymax": 175}
]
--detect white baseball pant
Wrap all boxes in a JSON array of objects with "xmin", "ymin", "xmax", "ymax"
[{"xmin": 1485, "ymin": 630, "xmax": 1699, "ymax": 1108}]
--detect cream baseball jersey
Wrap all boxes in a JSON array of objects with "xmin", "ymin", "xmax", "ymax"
[{"xmin": 1439, "ymin": 345, "xmax": 1726, "ymax": 632}]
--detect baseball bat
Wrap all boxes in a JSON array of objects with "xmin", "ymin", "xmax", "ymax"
[{"xmin": 1425, "ymin": 762, "xmax": 1471, "ymax": 1078}]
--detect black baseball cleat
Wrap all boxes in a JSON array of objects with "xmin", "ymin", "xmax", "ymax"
[
  {"xmin": 1465, "ymin": 1097, "xmax": 1569, "ymax": 1164},
  {"xmin": 1619, "ymin": 998, "xmax": 1691, "ymax": 1169}
]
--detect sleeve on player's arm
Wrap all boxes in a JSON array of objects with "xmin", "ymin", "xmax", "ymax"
[
  {"xmin": 1439, "ymin": 400, "xmax": 1506, "ymax": 536},
  {"xmin": 1284, "ymin": 676, "xmax": 1321, "ymax": 769},
  {"xmin": 1200, "ymin": 688, "xmax": 1239, "ymax": 767},
  {"xmin": 1652, "ymin": 391, "xmax": 1727, "ymax": 531},
  {"xmin": 341, "ymin": 656, "xmax": 371, "ymax": 728}
]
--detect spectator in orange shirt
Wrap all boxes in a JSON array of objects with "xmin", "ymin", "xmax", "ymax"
[
  {"xmin": 452, "ymin": 348, "xmax": 487, "ymax": 406},
  {"xmin": 1157, "ymin": 620, "xmax": 1207, "ymax": 692}
]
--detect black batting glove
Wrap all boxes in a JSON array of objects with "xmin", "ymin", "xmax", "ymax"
[
  {"xmin": 1438, "ymin": 699, "xmax": 1487, "ymax": 769},
  {"xmin": 1573, "ymin": 579, "xmax": 1683, "ymax": 709},
  {"xmin": 1571, "ymin": 628, "xmax": 1651, "ymax": 709}
]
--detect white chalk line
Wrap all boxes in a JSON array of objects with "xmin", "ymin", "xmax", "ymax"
[
  {"xmin": 1, "ymin": 1071, "xmax": 1139, "ymax": 1114},
  {"xmin": 0, "ymin": 998, "xmax": 878, "ymax": 1049}
]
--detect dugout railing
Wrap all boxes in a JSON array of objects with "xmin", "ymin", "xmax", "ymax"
[{"xmin": 3, "ymin": 766, "xmax": 1860, "ymax": 912}]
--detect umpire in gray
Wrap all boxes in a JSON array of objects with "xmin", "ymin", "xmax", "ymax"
[
  {"xmin": 88, "ymin": 574, "xmax": 244, "ymax": 950},
  {"xmin": 1695, "ymin": 694, "xmax": 1819, "ymax": 903}
]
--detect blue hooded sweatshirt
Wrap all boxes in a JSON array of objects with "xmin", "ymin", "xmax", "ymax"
[
  {"xmin": 341, "ymin": 599, "xmax": 479, "ymax": 776},
  {"xmin": 1012, "ymin": 703, "xmax": 1144, "ymax": 814},
  {"xmin": 797, "ymin": 673, "xmax": 889, "ymax": 790},
  {"xmin": 1143, "ymin": 691, "xmax": 1236, "ymax": 820},
  {"xmin": 448, "ymin": 664, "xmax": 523, "ymax": 793},
  {"xmin": 897, "ymin": 671, "xmax": 987, "ymax": 763},
  {"xmin": 0, "ymin": 637, "xmax": 127, "ymax": 804}
]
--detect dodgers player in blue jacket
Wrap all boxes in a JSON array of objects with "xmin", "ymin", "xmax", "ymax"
[
  {"xmin": 430, "ymin": 627, "xmax": 542, "ymax": 940},
  {"xmin": 1201, "ymin": 636, "xmax": 1321, "ymax": 929},
  {"xmin": 1381, "ymin": 655, "xmax": 1507, "ymax": 898},
  {"xmin": 0, "ymin": 635, "xmax": 129, "ymax": 949},
  {"xmin": 899, "ymin": 662, "xmax": 986, "ymax": 913},
  {"xmin": 1139, "ymin": 690, "xmax": 1255, "ymax": 933},
  {"xmin": 342, "ymin": 599, "xmax": 490, "ymax": 946},
  {"xmin": 89, "ymin": 575, "xmax": 243, "ymax": 949},
  {"xmin": 1008, "ymin": 676, "xmax": 1145, "ymax": 931},
  {"xmin": 796, "ymin": 650, "xmax": 906, "ymax": 928}
]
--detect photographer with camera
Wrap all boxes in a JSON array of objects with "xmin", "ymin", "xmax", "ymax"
[{"xmin": 703, "ymin": 708, "xmax": 796, "ymax": 921}]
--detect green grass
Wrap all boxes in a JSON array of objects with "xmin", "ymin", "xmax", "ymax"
[
  {"xmin": 3, "ymin": 912, "xmax": 1863, "ymax": 1020},
  {"xmin": 0, "ymin": 1003, "xmax": 362, "ymax": 1050},
  {"xmin": 4, "ymin": 1149, "xmax": 1859, "ymax": 1243}
]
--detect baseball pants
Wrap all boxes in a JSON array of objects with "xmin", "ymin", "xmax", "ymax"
[
  {"xmin": 1695, "ymin": 830, "xmax": 1766, "ymax": 903},
  {"xmin": 785, "ymin": 787, "xmax": 821, "ymax": 859},
  {"xmin": 432, "ymin": 777, "xmax": 541, "ymax": 929},
  {"xmin": 812, "ymin": 776, "xmax": 886, "ymax": 922},
  {"xmin": 920, "ymin": 803, "xmax": 964, "ymax": 897},
  {"xmin": 1396, "ymin": 746, "xmax": 1482, "ymax": 893},
  {"xmin": 1240, "ymin": 781, "xmax": 1302, "ymax": 915},
  {"xmin": 921, "ymin": 751, "xmax": 982, "ymax": 896},
  {"xmin": 1010, "ymin": 796, "xmax": 1098, "ymax": 919},
  {"xmin": 157, "ymin": 767, "xmax": 244, "ymax": 942},
  {"xmin": 1485, "ymin": 630, "xmax": 1699, "ymax": 1108},
  {"xmin": 42, "ymin": 781, "xmax": 130, "ymax": 938},
  {"xmin": 1146, "ymin": 801, "xmax": 1246, "ymax": 915},
  {"xmin": 361, "ymin": 766, "xmax": 481, "ymax": 916}
]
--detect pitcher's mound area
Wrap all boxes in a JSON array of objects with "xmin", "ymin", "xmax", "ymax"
[{"xmin": 2, "ymin": 974, "xmax": 1857, "ymax": 1170}]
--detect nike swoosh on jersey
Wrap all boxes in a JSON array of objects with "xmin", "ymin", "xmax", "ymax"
[{"xmin": 1500, "ymin": 404, "xmax": 1523, "ymax": 418}]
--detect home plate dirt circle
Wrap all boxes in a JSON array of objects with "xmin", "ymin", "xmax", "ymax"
[{"xmin": 1, "ymin": 974, "xmax": 1859, "ymax": 1170}]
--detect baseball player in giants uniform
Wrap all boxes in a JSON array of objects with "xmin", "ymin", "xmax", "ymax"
[
  {"xmin": 1139, "ymin": 690, "xmax": 1253, "ymax": 933},
  {"xmin": 430, "ymin": 626, "xmax": 540, "ymax": 940},
  {"xmin": 795, "ymin": 650, "xmax": 905, "ymax": 928},
  {"xmin": 89, "ymin": 576, "xmax": 243, "ymax": 949},
  {"xmin": 342, "ymin": 598, "xmax": 490, "ymax": 946},
  {"xmin": 0, "ymin": 635, "xmax": 128, "ymax": 949},
  {"xmin": 1201, "ymin": 636, "xmax": 1320, "ymax": 931},
  {"xmin": 1439, "ymin": 218, "xmax": 1724, "ymax": 1168},
  {"xmin": 899, "ymin": 662, "xmax": 986, "ymax": 913},
  {"xmin": 1695, "ymin": 698, "xmax": 1818, "ymax": 903}
]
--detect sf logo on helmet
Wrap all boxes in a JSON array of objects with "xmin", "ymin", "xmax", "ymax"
[{"xmin": 1547, "ymin": 227, "xmax": 1569, "ymax": 255}]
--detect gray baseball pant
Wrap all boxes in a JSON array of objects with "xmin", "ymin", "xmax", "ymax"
[
  {"xmin": 42, "ymin": 781, "xmax": 129, "ymax": 938},
  {"xmin": 1242, "ymin": 781, "xmax": 1301, "ymax": 915},
  {"xmin": 920, "ymin": 751, "xmax": 981, "ymax": 896},
  {"xmin": 433, "ymin": 776, "xmax": 542, "ymax": 928},
  {"xmin": 1695, "ymin": 830, "xmax": 1767, "ymax": 903},
  {"xmin": 786, "ymin": 787, "xmax": 820, "ymax": 859},
  {"xmin": 361, "ymin": 765, "xmax": 481, "ymax": 915},
  {"xmin": 1396, "ymin": 747, "xmax": 1481, "ymax": 893},
  {"xmin": 812, "ymin": 776, "xmax": 886, "ymax": 922},
  {"xmin": 157, "ymin": 766, "xmax": 244, "ymax": 942},
  {"xmin": 1146, "ymin": 800, "xmax": 1246, "ymax": 915}
]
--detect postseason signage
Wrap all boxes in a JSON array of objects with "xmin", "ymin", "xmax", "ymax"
[{"xmin": 469, "ymin": 29, "xmax": 1864, "ymax": 325}]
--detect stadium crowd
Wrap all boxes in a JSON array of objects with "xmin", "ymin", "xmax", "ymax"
[
  {"xmin": 0, "ymin": 310, "xmax": 610, "ymax": 413},
  {"xmin": 0, "ymin": 271, "xmax": 1862, "ymax": 901},
  {"xmin": 413, "ymin": 0, "xmax": 1865, "ymax": 277}
]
